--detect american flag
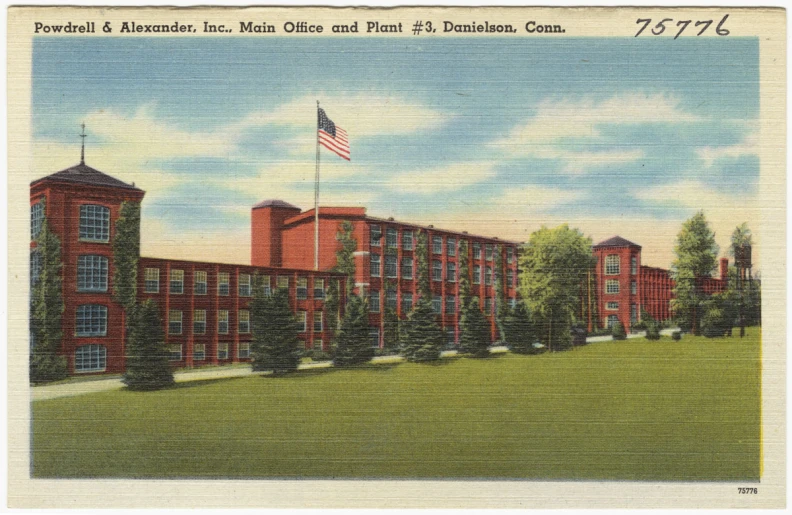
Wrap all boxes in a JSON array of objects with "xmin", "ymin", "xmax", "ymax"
[{"xmin": 317, "ymin": 108, "xmax": 350, "ymax": 161}]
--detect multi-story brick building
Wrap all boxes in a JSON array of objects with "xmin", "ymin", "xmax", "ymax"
[
  {"xmin": 252, "ymin": 203, "xmax": 521, "ymax": 346},
  {"xmin": 30, "ymin": 162, "xmax": 344, "ymax": 375}
]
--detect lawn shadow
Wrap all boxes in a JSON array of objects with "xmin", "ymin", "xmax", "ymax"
[{"xmin": 124, "ymin": 375, "xmax": 250, "ymax": 392}]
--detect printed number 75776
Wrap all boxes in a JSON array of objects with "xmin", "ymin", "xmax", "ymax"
[
  {"xmin": 635, "ymin": 14, "xmax": 730, "ymax": 39},
  {"xmin": 738, "ymin": 488, "xmax": 758, "ymax": 494}
]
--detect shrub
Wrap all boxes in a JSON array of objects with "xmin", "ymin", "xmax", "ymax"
[
  {"xmin": 671, "ymin": 331, "xmax": 682, "ymax": 341},
  {"xmin": 645, "ymin": 322, "xmax": 661, "ymax": 341},
  {"xmin": 701, "ymin": 304, "xmax": 729, "ymax": 338},
  {"xmin": 588, "ymin": 327, "xmax": 612, "ymax": 337},
  {"xmin": 310, "ymin": 350, "xmax": 333, "ymax": 362},
  {"xmin": 503, "ymin": 301, "xmax": 537, "ymax": 354},
  {"xmin": 611, "ymin": 322, "xmax": 627, "ymax": 340}
]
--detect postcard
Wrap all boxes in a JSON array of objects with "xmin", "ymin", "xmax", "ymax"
[{"xmin": 7, "ymin": 5, "xmax": 786, "ymax": 509}]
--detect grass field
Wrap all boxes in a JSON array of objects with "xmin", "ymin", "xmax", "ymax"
[{"xmin": 32, "ymin": 329, "xmax": 761, "ymax": 480}]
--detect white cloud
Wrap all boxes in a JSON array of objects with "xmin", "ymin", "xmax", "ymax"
[
  {"xmin": 696, "ymin": 131, "xmax": 759, "ymax": 167},
  {"xmin": 560, "ymin": 149, "xmax": 645, "ymax": 175},
  {"xmin": 387, "ymin": 162, "xmax": 497, "ymax": 194}
]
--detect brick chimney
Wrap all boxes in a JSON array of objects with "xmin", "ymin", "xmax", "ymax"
[{"xmin": 720, "ymin": 257, "xmax": 729, "ymax": 281}]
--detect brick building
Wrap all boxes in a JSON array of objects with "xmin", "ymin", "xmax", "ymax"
[
  {"xmin": 252, "ymin": 203, "xmax": 521, "ymax": 346},
  {"xmin": 30, "ymin": 163, "xmax": 344, "ymax": 375}
]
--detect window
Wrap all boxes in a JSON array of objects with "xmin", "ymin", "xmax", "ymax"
[
  {"xmin": 193, "ymin": 310, "xmax": 206, "ymax": 334},
  {"xmin": 386, "ymin": 288, "xmax": 397, "ymax": 310},
  {"xmin": 238, "ymin": 310, "xmax": 250, "ymax": 333},
  {"xmin": 432, "ymin": 236, "xmax": 443, "ymax": 254},
  {"xmin": 238, "ymin": 342, "xmax": 250, "ymax": 359},
  {"xmin": 485, "ymin": 244, "xmax": 494, "ymax": 261},
  {"xmin": 217, "ymin": 342, "xmax": 229, "ymax": 360},
  {"xmin": 447, "ymin": 237, "xmax": 456, "ymax": 257},
  {"xmin": 194, "ymin": 344, "xmax": 206, "ymax": 361},
  {"xmin": 473, "ymin": 264, "xmax": 481, "ymax": 284},
  {"xmin": 506, "ymin": 247, "xmax": 514, "ymax": 264},
  {"xmin": 239, "ymin": 274, "xmax": 252, "ymax": 297},
  {"xmin": 606, "ymin": 302, "xmax": 619, "ymax": 311},
  {"xmin": 297, "ymin": 311, "xmax": 307, "ymax": 332},
  {"xmin": 402, "ymin": 230, "xmax": 414, "ymax": 250},
  {"xmin": 447, "ymin": 262, "xmax": 456, "ymax": 282},
  {"xmin": 607, "ymin": 315, "xmax": 620, "ymax": 328},
  {"xmin": 313, "ymin": 312, "xmax": 323, "ymax": 332},
  {"xmin": 485, "ymin": 267, "xmax": 493, "ymax": 285},
  {"xmin": 605, "ymin": 255, "xmax": 620, "ymax": 275},
  {"xmin": 386, "ymin": 227, "xmax": 398, "ymax": 248},
  {"xmin": 30, "ymin": 250, "xmax": 42, "ymax": 287},
  {"xmin": 314, "ymin": 278, "xmax": 325, "ymax": 299},
  {"xmin": 507, "ymin": 269, "xmax": 514, "ymax": 288},
  {"xmin": 277, "ymin": 276, "xmax": 289, "ymax": 290},
  {"xmin": 401, "ymin": 258, "xmax": 413, "ymax": 279},
  {"xmin": 79, "ymin": 204, "xmax": 110, "ymax": 242},
  {"xmin": 31, "ymin": 201, "xmax": 44, "ymax": 239},
  {"xmin": 445, "ymin": 295, "xmax": 456, "ymax": 314},
  {"xmin": 369, "ymin": 292, "xmax": 380, "ymax": 313},
  {"xmin": 169, "ymin": 344, "xmax": 182, "ymax": 361},
  {"xmin": 194, "ymin": 271, "xmax": 207, "ymax": 295},
  {"xmin": 77, "ymin": 255, "xmax": 108, "ymax": 292},
  {"xmin": 484, "ymin": 298, "xmax": 492, "ymax": 313},
  {"xmin": 432, "ymin": 260, "xmax": 442, "ymax": 282},
  {"xmin": 401, "ymin": 293, "xmax": 413, "ymax": 313},
  {"xmin": 75, "ymin": 305, "xmax": 107, "ymax": 337},
  {"xmin": 606, "ymin": 280, "xmax": 620, "ymax": 294},
  {"xmin": 369, "ymin": 328, "xmax": 380, "ymax": 348},
  {"xmin": 432, "ymin": 296, "xmax": 442, "ymax": 314},
  {"xmin": 218, "ymin": 310, "xmax": 229, "ymax": 334},
  {"xmin": 144, "ymin": 268, "xmax": 159, "ymax": 293},
  {"xmin": 260, "ymin": 275, "xmax": 272, "ymax": 297},
  {"xmin": 631, "ymin": 256, "xmax": 638, "ymax": 275},
  {"xmin": 218, "ymin": 272, "xmax": 230, "ymax": 296},
  {"xmin": 370, "ymin": 224, "xmax": 381, "ymax": 247},
  {"xmin": 385, "ymin": 255, "xmax": 398, "ymax": 278},
  {"xmin": 473, "ymin": 242, "xmax": 482, "ymax": 260},
  {"xmin": 370, "ymin": 254, "xmax": 381, "ymax": 277},
  {"xmin": 168, "ymin": 310, "xmax": 182, "ymax": 335},
  {"xmin": 74, "ymin": 344, "xmax": 106, "ymax": 372},
  {"xmin": 631, "ymin": 281, "xmax": 637, "ymax": 295},
  {"xmin": 297, "ymin": 277, "xmax": 308, "ymax": 299},
  {"xmin": 170, "ymin": 269, "xmax": 184, "ymax": 294}
]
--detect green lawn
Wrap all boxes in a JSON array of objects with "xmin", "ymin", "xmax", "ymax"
[{"xmin": 32, "ymin": 329, "xmax": 761, "ymax": 480}]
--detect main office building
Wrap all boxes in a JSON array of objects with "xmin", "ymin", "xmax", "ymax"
[{"xmin": 30, "ymin": 161, "xmax": 728, "ymax": 376}]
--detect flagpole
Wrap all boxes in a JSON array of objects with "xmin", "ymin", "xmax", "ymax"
[{"xmin": 314, "ymin": 100, "xmax": 321, "ymax": 271}]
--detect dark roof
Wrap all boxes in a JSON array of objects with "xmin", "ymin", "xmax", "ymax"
[
  {"xmin": 593, "ymin": 235, "xmax": 641, "ymax": 249},
  {"xmin": 252, "ymin": 199, "xmax": 301, "ymax": 210},
  {"xmin": 31, "ymin": 162, "xmax": 142, "ymax": 191}
]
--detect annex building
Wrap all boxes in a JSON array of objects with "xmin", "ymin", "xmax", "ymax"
[{"xmin": 31, "ymin": 161, "xmax": 730, "ymax": 376}]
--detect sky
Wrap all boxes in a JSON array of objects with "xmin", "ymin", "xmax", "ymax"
[{"xmin": 31, "ymin": 37, "xmax": 761, "ymax": 268}]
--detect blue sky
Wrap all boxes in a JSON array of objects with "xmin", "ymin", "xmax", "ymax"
[{"xmin": 31, "ymin": 37, "xmax": 760, "ymax": 267}]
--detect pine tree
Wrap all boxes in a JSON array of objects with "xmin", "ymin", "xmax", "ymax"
[
  {"xmin": 30, "ymin": 217, "xmax": 68, "ymax": 383},
  {"xmin": 333, "ymin": 294, "xmax": 374, "ymax": 366},
  {"xmin": 250, "ymin": 284, "xmax": 301, "ymax": 374},
  {"xmin": 382, "ymin": 305, "xmax": 400, "ymax": 352},
  {"xmin": 494, "ymin": 244, "xmax": 508, "ymax": 341},
  {"xmin": 458, "ymin": 298, "xmax": 490, "ymax": 357},
  {"xmin": 400, "ymin": 297, "xmax": 444, "ymax": 362},
  {"xmin": 503, "ymin": 300, "xmax": 537, "ymax": 354},
  {"xmin": 122, "ymin": 300, "xmax": 174, "ymax": 390},
  {"xmin": 112, "ymin": 201, "xmax": 140, "ymax": 311}
]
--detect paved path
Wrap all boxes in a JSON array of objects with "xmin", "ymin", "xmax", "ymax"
[{"xmin": 31, "ymin": 334, "xmax": 672, "ymax": 402}]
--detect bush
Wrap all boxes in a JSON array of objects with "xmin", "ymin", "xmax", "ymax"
[
  {"xmin": 588, "ymin": 327, "xmax": 612, "ymax": 337},
  {"xmin": 374, "ymin": 347, "xmax": 400, "ymax": 357},
  {"xmin": 631, "ymin": 320, "xmax": 647, "ymax": 331},
  {"xmin": 671, "ymin": 331, "xmax": 682, "ymax": 341},
  {"xmin": 310, "ymin": 350, "xmax": 333, "ymax": 362},
  {"xmin": 645, "ymin": 322, "xmax": 661, "ymax": 341},
  {"xmin": 701, "ymin": 304, "xmax": 729, "ymax": 338},
  {"xmin": 611, "ymin": 322, "xmax": 627, "ymax": 340}
]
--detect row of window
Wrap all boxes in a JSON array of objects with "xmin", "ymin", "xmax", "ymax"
[
  {"xmin": 166, "ymin": 309, "xmax": 322, "ymax": 335},
  {"xmin": 605, "ymin": 279, "xmax": 638, "ymax": 295},
  {"xmin": 32, "ymin": 203, "xmax": 112, "ymax": 243},
  {"xmin": 144, "ymin": 268, "xmax": 325, "ymax": 298},
  {"xmin": 370, "ymin": 255, "xmax": 517, "ymax": 287},
  {"xmin": 368, "ymin": 292, "xmax": 517, "ymax": 315},
  {"xmin": 169, "ymin": 342, "xmax": 258, "ymax": 362},
  {"xmin": 604, "ymin": 255, "xmax": 639, "ymax": 276},
  {"xmin": 369, "ymin": 225, "xmax": 515, "ymax": 264}
]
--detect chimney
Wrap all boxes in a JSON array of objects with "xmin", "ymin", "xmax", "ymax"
[
  {"xmin": 251, "ymin": 200, "xmax": 301, "ymax": 267},
  {"xmin": 720, "ymin": 257, "xmax": 729, "ymax": 281}
]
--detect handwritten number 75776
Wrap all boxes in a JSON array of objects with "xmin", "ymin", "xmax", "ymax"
[{"xmin": 635, "ymin": 14, "xmax": 730, "ymax": 38}]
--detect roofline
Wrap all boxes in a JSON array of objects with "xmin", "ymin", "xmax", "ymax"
[
  {"xmin": 30, "ymin": 176, "xmax": 145, "ymax": 192},
  {"xmin": 139, "ymin": 255, "xmax": 347, "ymax": 276},
  {"xmin": 364, "ymin": 214, "xmax": 523, "ymax": 246}
]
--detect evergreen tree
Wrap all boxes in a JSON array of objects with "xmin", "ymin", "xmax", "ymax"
[
  {"xmin": 494, "ymin": 244, "xmax": 508, "ymax": 341},
  {"xmin": 458, "ymin": 298, "xmax": 491, "ymax": 357},
  {"xmin": 503, "ymin": 300, "xmax": 537, "ymax": 354},
  {"xmin": 611, "ymin": 321, "xmax": 627, "ymax": 340},
  {"xmin": 400, "ymin": 297, "xmax": 444, "ymax": 362},
  {"xmin": 30, "ymin": 217, "xmax": 68, "ymax": 383},
  {"xmin": 122, "ymin": 300, "xmax": 174, "ymax": 390},
  {"xmin": 670, "ymin": 211, "xmax": 719, "ymax": 335},
  {"xmin": 112, "ymin": 201, "xmax": 141, "ymax": 311},
  {"xmin": 333, "ymin": 294, "xmax": 374, "ymax": 366},
  {"xmin": 382, "ymin": 305, "xmax": 400, "ymax": 352},
  {"xmin": 250, "ymin": 284, "xmax": 301, "ymax": 374}
]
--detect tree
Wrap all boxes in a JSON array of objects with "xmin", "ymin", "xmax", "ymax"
[
  {"xmin": 400, "ymin": 297, "xmax": 444, "ymax": 362},
  {"xmin": 729, "ymin": 223, "xmax": 753, "ymax": 337},
  {"xmin": 518, "ymin": 225, "xmax": 595, "ymax": 352},
  {"xmin": 730, "ymin": 222, "xmax": 753, "ymax": 255},
  {"xmin": 670, "ymin": 211, "xmax": 719, "ymax": 335},
  {"xmin": 324, "ymin": 220, "xmax": 357, "ymax": 345},
  {"xmin": 458, "ymin": 239, "xmax": 471, "ymax": 309},
  {"xmin": 112, "ymin": 201, "xmax": 140, "ymax": 311},
  {"xmin": 493, "ymin": 244, "xmax": 508, "ymax": 341},
  {"xmin": 502, "ymin": 300, "xmax": 537, "ymax": 354},
  {"xmin": 382, "ymin": 306, "xmax": 400, "ymax": 352},
  {"xmin": 30, "ymin": 217, "xmax": 68, "ymax": 383},
  {"xmin": 415, "ymin": 230, "xmax": 430, "ymax": 299},
  {"xmin": 122, "ymin": 300, "xmax": 174, "ymax": 390},
  {"xmin": 333, "ymin": 294, "xmax": 374, "ymax": 366},
  {"xmin": 458, "ymin": 298, "xmax": 490, "ymax": 357},
  {"xmin": 250, "ymin": 283, "xmax": 301, "ymax": 374},
  {"xmin": 611, "ymin": 321, "xmax": 627, "ymax": 340}
]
